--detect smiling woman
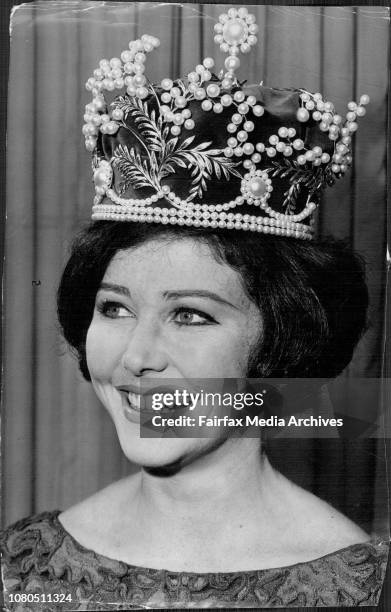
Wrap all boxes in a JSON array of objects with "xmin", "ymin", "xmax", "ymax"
[{"xmin": 1, "ymin": 3, "xmax": 389, "ymax": 610}]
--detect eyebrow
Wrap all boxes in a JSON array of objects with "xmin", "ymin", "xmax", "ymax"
[
  {"xmin": 98, "ymin": 284, "xmax": 240, "ymax": 311},
  {"xmin": 98, "ymin": 282, "xmax": 131, "ymax": 297},
  {"xmin": 163, "ymin": 290, "xmax": 240, "ymax": 310}
]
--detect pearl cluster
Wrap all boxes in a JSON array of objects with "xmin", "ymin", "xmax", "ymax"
[
  {"xmin": 214, "ymin": 7, "xmax": 258, "ymax": 89},
  {"xmin": 92, "ymin": 202, "xmax": 313, "ymax": 240},
  {"xmin": 83, "ymin": 34, "xmax": 160, "ymax": 151},
  {"xmin": 296, "ymin": 91, "xmax": 370, "ymax": 175},
  {"xmin": 85, "ymin": 8, "xmax": 370, "ymax": 241}
]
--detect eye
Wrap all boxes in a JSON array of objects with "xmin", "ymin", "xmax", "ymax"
[
  {"xmin": 96, "ymin": 300, "xmax": 132, "ymax": 319},
  {"xmin": 173, "ymin": 307, "xmax": 216, "ymax": 326}
]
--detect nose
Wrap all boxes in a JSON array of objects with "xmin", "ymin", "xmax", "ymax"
[{"xmin": 120, "ymin": 318, "xmax": 168, "ymax": 376}]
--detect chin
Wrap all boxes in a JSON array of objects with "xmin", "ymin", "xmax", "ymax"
[{"xmin": 116, "ymin": 433, "xmax": 206, "ymax": 469}]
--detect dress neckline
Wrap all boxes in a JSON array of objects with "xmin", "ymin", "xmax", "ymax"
[{"xmin": 52, "ymin": 510, "xmax": 388, "ymax": 576}]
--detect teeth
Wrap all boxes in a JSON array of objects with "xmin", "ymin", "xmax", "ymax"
[{"xmin": 127, "ymin": 392, "xmax": 141, "ymax": 411}]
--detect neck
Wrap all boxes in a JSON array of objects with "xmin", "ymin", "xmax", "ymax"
[{"xmin": 132, "ymin": 439, "xmax": 279, "ymax": 532}]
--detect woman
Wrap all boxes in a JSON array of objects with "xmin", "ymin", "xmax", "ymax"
[{"xmin": 1, "ymin": 7, "xmax": 388, "ymax": 609}]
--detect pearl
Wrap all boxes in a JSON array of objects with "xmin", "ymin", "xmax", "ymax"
[
  {"xmin": 305, "ymin": 100, "xmax": 315, "ymax": 110},
  {"xmin": 221, "ymin": 94, "xmax": 233, "ymax": 106},
  {"xmin": 207, "ymin": 84, "xmax": 220, "ymax": 98},
  {"xmin": 346, "ymin": 111, "xmax": 356, "ymax": 122},
  {"xmin": 203, "ymin": 57, "xmax": 215, "ymax": 69},
  {"xmin": 356, "ymin": 106, "xmax": 366, "ymax": 117},
  {"xmin": 170, "ymin": 87, "xmax": 181, "ymax": 98},
  {"xmin": 269, "ymin": 135, "xmax": 279, "ymax": 146},
  {"xmin": 238, "ymin": 103, "xmax": 249, "ymax": 115},
  {"xmin": 243, "ymin": 121, "xmax": 254, "ymax": 132},
  {"xmin": 332, "ymin": 164, "xmax": 340, "ymax": 173},
  {"xmin": 111, "ymin": 108, "xmax": 124, "ymax": 121},
  {"xmin": 312, "ymin": 146, "xmax": 322, "ymax": 157},
  {"xmin": 238, "ymin": 7, "xmax": 248, "ymax": 17},
  {"xmin": 312, "ymin": 111, "xmax": 322, "ymax": 121},
  {"xmin": 224, "ymin": 147, "xmax": 234, "ymax": 157},
  {"xmin": 233, "ymin": 91, "xmax": 245, "ymax": 103},
  {"xmin": 221, "ymin": 79, "xmax": 233, "ymax": 90},
  {"xmin": 256, "ymin": 143, "xmax": 265, "ymax": 152},
  {"xmin": 214, "ymin": 34, "xmax": 223, "ymax": 45},
  {"xmin": 133, "ymin": 74, "xmax": 146, "ymax": 87},
  {"xmin": 297, "ymin": 155, "xmax": 306, "ymax": 165},
  {"xmin": 336, "ymin": 143, "xmax": 348, "ymax": 154},
  {"xmin": 105, "ymin": 122, "xmax": 119, "ymax": 135},
  {"xmin": 347, "ymin": 101, "xmax": 357, "ymax": 111},
  {"xmin": 223, "ymin": 19, "xmax": 248, "ymax": 45},
  {"xmin": 137, "ymin": 87, "xmax": 149, "ymax": 99},
  {"xmin": 201, "ymin": 99, "xmax": 213, "ymax": 111},
  {"xmin": 278, "ymin": 127, "xmax": 288, "ymax": 138},
  {"xmin": 319, "ymin": 121, "xmax": 329, "ymax": 132},
  {"xmin": 249, "ymin": 178, "xmax": 267, "ymax": 197},
  {"xmin": 237, "ymin": 130, "xmax": 248, "ymax": 142},
  {"xmin": 134, "ymin": 63, "xmax": 145, "ymax": 74},
  {"xmin": 171, "ymin": 126, "xmax": 181, "ymax": 136},
  {"xmin": 251, "ymin": 153, "xmax": 261, "ymax": 163},
  {"xmin": 91, "ymin": 115, "xmax": 102, "ymax": 126},
  {"xmin": 194, "ymin": 88, "xmax": 206, "ymax": 100},
  {"xmin": 232, "ymin": 113, "xmax": 242, "ymax": 125},
  {"xmin": 276, "ymin": 142, "xmax": 285, "ymax": 153},
  {"xmin": 176, "ymin": 96, "xmax": 187, "ymax": 108},
  {"xmin": 227, "ymin": 137, "xmax": 237, "ymax": 147},
  {"xmin": 182, "ymin": 109, "xmax": 192, "ymax": 118},
  {"xmin": 124, "ymin": 63, "xmax": 134, "ymax": 74},
  {"xmin": 161, "ymin": 78, "xmax": 173, "ymax": 90},
  {"xmin": 252, "ymin": 105, "xmax": 264, "ymax": 117},
  {"xmin": 360, "ymin": 94, "xmax": 370, "ymax": 105},
  {"xmin": 225, "ymin": 56, "xmax": 240, "ymax": 71},
  {"xmin": 173, "ymin": 113, "xmax": 184, "ymax": 125},
  {"xmin": 240, "ymin": 42, "xmax": 251, "ymax": 53},
  {"xmin": 300, "ymin": 93, "xmax": 310, "ymax": 102},
  {"xmin": 103, "ymin": 80, "xmax": 115, "ymax": 91},
  {"xmin": 234, "ymin": 147, "xmax": 243, "ymax": 156},
  {"xmin": 243, "ymin": 142, "xmax": 254, "ymax": 155},
  {"xmin": 322, "ymin": 112, "xmax": 332, "ymax": 124},
  {"xmin": 348, "ymin": 122, "xmax": 358, "ymax": 132},
  {"xmin": 297, "ymin": 108, "xmax": 309, "ymax": 122},
  {"xmin": 283, "ymin": 146, "xmax": 293, "ymax": 157},
  {"xmin": 114, "ymin": 78, "xmax": 124, "ymax": 89},
  {"xmin": 161, "ymin": 92, "xmax": 171, "ymax": 104},
  {"xmin": 293, "ymin": 139, "xmax": 304, "ymax": 150},
  {"xmin": 266, "ymin": 148, "xmax": 276, "ymax": 157},
  {"xmin": 184, "ymin": 119, "xmax": 195, "ymax": 130},
  {"xmin": 187, "ymin": 72, "xmax": 199, "ymax": 83},
  {"xmin": 213, "ymin": 104, "xmax": 223, "ymax": 114},
  {"xmin": 342, "ymin": 136, "xmax": 351, "ymax": 145}
]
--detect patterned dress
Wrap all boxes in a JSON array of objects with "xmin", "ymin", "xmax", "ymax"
[{"xmin": 1, "ymin": 511, "xmax": 389, "ymax": 610}]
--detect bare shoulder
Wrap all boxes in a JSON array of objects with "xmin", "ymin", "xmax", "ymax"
[
  {"xmin": 278, "ymin": 472, "xmax": 370, "ymax": 557},
  {"xmin": 59, "ymin": 474, "xmax": 140, "ymax": 545}
]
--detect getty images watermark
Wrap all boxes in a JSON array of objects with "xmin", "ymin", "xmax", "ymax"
[{"xmin": 125, "ymin": 378, "xmax": 389, "ymax": 438}]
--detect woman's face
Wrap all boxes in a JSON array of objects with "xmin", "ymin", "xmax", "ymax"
[{"xmin": 86, "ymin": 237, "xmax": 263, "ymax": 468}]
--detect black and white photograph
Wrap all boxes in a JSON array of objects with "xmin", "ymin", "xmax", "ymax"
[{"xmin": 1, "ymin": 2, "xmax": 390, "ymax": 609}]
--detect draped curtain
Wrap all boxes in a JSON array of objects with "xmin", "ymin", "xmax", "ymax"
[{"xmin": 3, "ymin": 2, "xmax": 389, "ymax": 533}]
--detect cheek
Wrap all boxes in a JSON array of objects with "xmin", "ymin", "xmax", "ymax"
[
  {"xmin": 86, "ymin": 321, "xmax": 123, "ymax": 380},
  {"xmin": 178, "ymin": 331, "xmax": 257, "ymax": 378}
]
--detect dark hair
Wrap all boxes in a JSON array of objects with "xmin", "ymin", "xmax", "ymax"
[{"xmin": 57, "ymin": 221, "xmax": 368, "ymax": 381}]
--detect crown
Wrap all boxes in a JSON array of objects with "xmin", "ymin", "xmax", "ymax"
[{"xmin": 83, "ymin": 7, "xmax": 369, "ymax": 240}]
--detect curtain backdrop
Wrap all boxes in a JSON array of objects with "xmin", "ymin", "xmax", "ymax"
[{"xmin": 3, "ymin": 2, "xmax": 389, "ymax": 533}]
